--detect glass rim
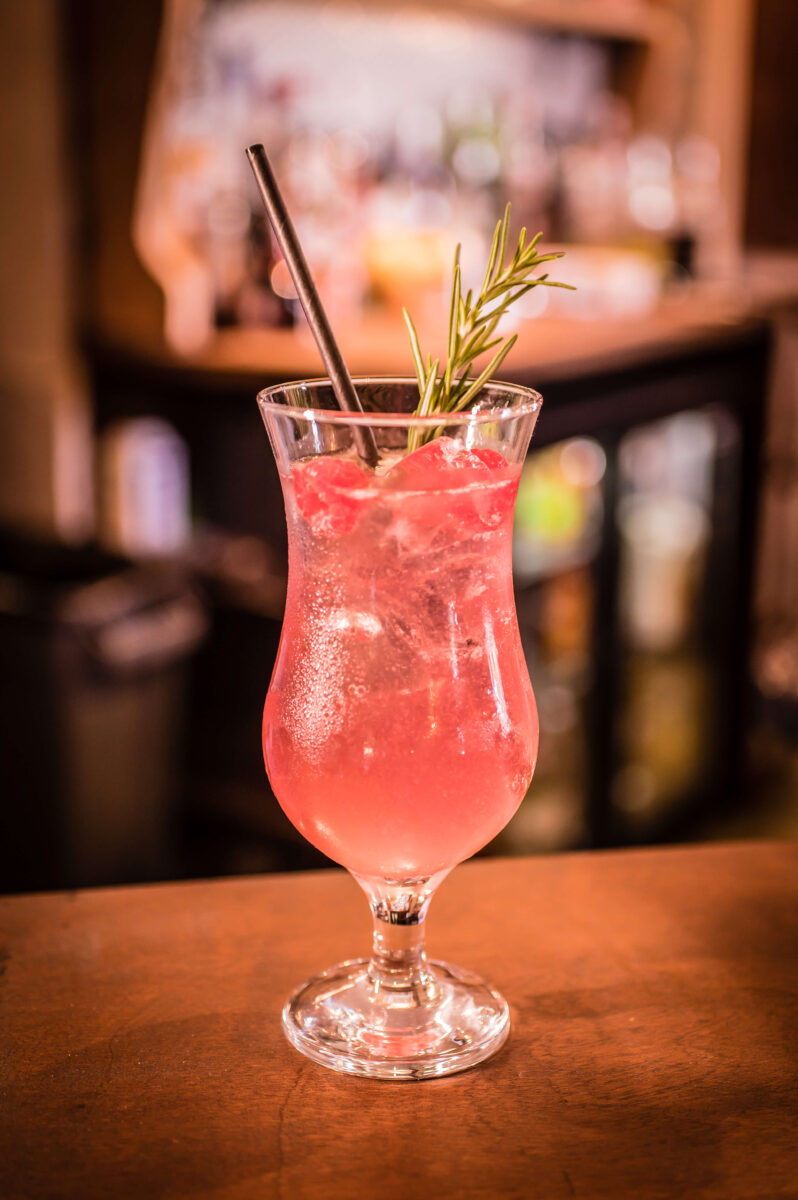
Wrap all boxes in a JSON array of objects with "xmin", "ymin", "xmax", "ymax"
[{"xmin": 257, "ymin": 375, "xmax": 542, "ymax": 427}]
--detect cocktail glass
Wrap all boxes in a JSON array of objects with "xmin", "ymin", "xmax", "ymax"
[{"xmin": 258, "ymin": 377, "xmax": 541, "ymax": 1080}]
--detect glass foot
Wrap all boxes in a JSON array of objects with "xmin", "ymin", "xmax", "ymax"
[{"xmin": 282, "ymin": 958, "xmax": 510, "ymax": 1080}]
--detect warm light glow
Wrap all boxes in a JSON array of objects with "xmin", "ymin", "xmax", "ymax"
[
  {"xmin": 559, "ymin": 438, "xmax": 606, "ymax": 488},
  {"xmin": 270, "ymin": 259, "xmax": 298, "ymax": 301},
  {"xmin": 629, "ymin": 184, "xmax": 676, "ymax": 231}
]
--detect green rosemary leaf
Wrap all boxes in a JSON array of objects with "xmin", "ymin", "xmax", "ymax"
[
  {"xmin": 402, "ymin": 307, "xmax": 426, "ymax": 395},
  {"xmin": 459, "ymin": 322, "xmax": 501, "ymax": 364},
  {"xmin": 404, "ymin": 203, "xmax": 573, "ymax": 445},
  {"xmin": 444, "ymin": 250, "xmax": 461, "ymax": 394},
  {"xmin": 408, "ymin": 358, "xmax": 441, "ymax": 453},
  {"xmin": 481, "ymin": 219, "xmax": 502, "ymax": 295},
  {"xmin": 466, "ymin": 305, "xmax": 503, "ymax": 334},
  {"xmin": 420, "ymin": 360, "xmax": 439, "ymax": 414},
  {"xmin": 495, "ymin": 203, "xmax": 511, "ymax": 285},
  {"xmin": 464, "ymin": 334, "xmax": 503, "ymax": 360},
  {"xmin": 450, "ymin": 262, "xmax": 461, "ymax": 354},
  {"xmin": 526, "ymin": 250, "xmax": 566, "ymax": 265},
  {"xmin": 458, "ymin": 333, "xmax": 519, "ymax": 409}
]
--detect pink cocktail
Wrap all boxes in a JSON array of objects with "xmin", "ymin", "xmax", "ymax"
[{"xmin": 258, "ymin": 378, "xmax": 541, "ymax": 1079}]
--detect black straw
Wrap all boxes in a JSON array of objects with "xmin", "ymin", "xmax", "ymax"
[{"xmin": 246, "ymin": 143, "xmax": 378, "ymax": 467}]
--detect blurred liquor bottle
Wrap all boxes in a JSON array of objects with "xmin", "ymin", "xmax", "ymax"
[{"xmin": 228, "ymin": 211, "xmax": 294, "ymax": 330}]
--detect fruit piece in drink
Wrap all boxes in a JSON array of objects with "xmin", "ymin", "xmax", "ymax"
[
  {"xmin": 384, "ymin": 437, "xmax": 517, "ymax": 530},
  {"xmin": 293, "ymin": 457, "xmax": 370, "ymax": 535}
]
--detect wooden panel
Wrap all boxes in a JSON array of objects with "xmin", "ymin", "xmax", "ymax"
[
  {"xmin": 688, "ymin": 0, "xmax": 754, "ymax": 278},
  {"xmin": 439, "ymin": 0, "xmax": 685, "ymax": 45},
  {"xmin": 2, "ymin": 841, "xmax": 797, "ymax": 1198},
  {"xmin": 745, "ymin": 0, "xmax": 798, "ymax": 248},
  {"xmin": 63, "ymin": 0, "xmax": 165, "ymax": 343}
]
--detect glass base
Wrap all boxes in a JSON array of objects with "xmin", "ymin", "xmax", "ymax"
[{"xmin": 282, "ymin": 958, "xmax": 510, "ymax": 1080}]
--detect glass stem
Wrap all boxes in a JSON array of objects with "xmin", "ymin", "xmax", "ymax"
[{"xmin": 352, "ymin": 871, "xmax": 450, "ymax": 1005}]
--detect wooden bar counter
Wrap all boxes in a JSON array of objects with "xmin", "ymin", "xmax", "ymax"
[{"xmin": 2, "ymin": 841, "xmax": 797, "ymax": 1199}]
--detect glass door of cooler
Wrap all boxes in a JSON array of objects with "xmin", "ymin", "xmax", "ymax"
[
  {"xmin": 612, "ymin": 406, "xmax": 741, "ymax": 843},
  {"xmin": 494, "ymin": 403, "xmax": 744, "ymax": 856},
  {"xmin": 494, "ymin": 435, "xmax": 607, "ymax": 854}
]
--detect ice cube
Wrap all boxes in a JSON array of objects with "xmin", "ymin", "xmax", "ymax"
[{"xmin": 292, "ymin": 457, "xmax": 370, "ymax": 535}]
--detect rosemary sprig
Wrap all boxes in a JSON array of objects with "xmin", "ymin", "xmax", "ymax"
[{"xmin": 403, "ymin": 204, "xmax": 574, "ymax": 450}]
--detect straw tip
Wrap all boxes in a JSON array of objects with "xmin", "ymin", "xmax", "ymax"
[{"xmin": 245, "ymin": 143, "xmax": 264, "ymax": 159}]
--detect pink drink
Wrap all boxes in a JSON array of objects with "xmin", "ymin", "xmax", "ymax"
[{"xmin": 263, "ymin": 437, "xmax": 538, "ymax": 880}]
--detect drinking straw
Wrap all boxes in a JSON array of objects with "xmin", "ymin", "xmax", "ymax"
[{"xmin": 246, "ymin": 143, "xmax": 379, "ymax": 468}]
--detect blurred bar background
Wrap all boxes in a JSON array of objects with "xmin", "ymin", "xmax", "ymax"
[{"xmin": 1, "ymin": 0, "xmax": 797, "ymax": 892}]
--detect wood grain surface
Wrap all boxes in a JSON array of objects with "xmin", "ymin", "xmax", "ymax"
[{"xmin": 2, "ymin": 842, "xmax": 797, "ymax": 1200}]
